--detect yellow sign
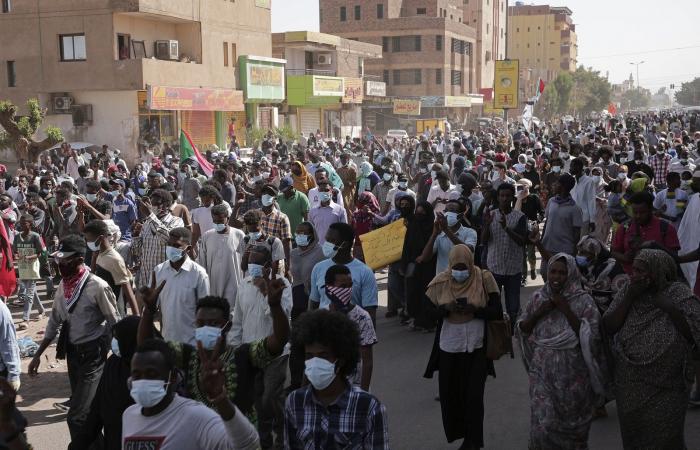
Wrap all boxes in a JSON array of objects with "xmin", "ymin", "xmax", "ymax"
[
  {"xmin": 249, "ymin": 64, "xmax": 283, "ymax": 87},
  {"xmin": 393, "ymin": 99, "xmax": 421, "ymax": 116},
  {"xmin": 313, "ymin": 76, "xmax": 344, "ymax": 97},
  {"xmin": 444, "ymin": 96, "xmax": 472, "ymax": 108},
  {"xmin": 483, "ymin": 101, "xmax": 504, "ymax": 115},
  {"xmin": 359, "ymin": 220, "xmax": 407, "ymax": 270},
  {"xmin": 342, "ymin": 78, "xmax": 364, "ymax": 104},
  {"xmin": 494, "ymin": 60, "xmax": 519, "ymax": 109}
]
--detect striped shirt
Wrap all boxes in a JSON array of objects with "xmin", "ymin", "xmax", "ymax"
[
  {"xmin": 130, "ymin": 212, "xmax": 184, "ymax": 288},
  {"xmin": 648, "ymin": 153, "xmax": 671, "ymax": 185},
  {"xmin": 284, "ymin": 384, "xmax": 389, "ymax": 450}
]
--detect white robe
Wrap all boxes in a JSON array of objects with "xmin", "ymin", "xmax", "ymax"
[
  {"xmin": 678, "ymin": 192, "xmax": 700, "ymax": 289},
  {"xmin": 197, "ymin": 228, "xmax": 245, "ymax": 309}
]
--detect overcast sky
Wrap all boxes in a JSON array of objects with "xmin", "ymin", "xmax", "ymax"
[{"xmin": 272, "ymin": 0, "xmax": 700, "ymax": 93}]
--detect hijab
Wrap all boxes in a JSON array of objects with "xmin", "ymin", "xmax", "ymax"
[
  {"xmin": 401, "ymin": 200, "xmax": 433, "ymax": 263},
  {"xmin": 353, "ymin": 192, "xmax": 380, "ymax": 235},
  {"xmin": 292, "ymin": 161, "xmax": 315, "ymax": 194},
  {"xmin": 357, "ymin": 161, "xmax": 374, "ymax": 193},
  {"xmin": 540, "ymin": 253, "xmax": 588, "ymax": 302}
]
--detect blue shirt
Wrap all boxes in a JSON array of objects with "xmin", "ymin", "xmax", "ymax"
[
  {"xmin": 309, "ymin": 258, "xmax": 378, "ymax": 309},
  {"xmin": 112, "ymin": 195, "xmax": 138, "ymax": 241},
  {"xmin": 432, "ymin": 225, "xmax": 478, "ymax": 275}
]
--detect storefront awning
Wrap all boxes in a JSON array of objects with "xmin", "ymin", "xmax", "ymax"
[{"xmin": 147, "ymin": 85, "xmax": 245, "ymax": 111}]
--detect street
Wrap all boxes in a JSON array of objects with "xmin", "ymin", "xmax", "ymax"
[{"xmin": 13, "ymin": 273, "xmax": 700, "ymax": 449}]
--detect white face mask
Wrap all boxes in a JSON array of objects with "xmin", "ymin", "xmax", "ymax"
[
  {"xmin": 213, "ymin": 223, "xmax": 227, "ymax": 233},
  {"xmin": 451, "ymin": 269, "xmax": 470, "ymax": 283},
  {"xmin": 111, "ymin": 337, "xmax": 121, "ymax": 357},
  {"xmin": 129, "ymin": 376, "xmax": 170, "ymax": 408},
  {"xmin": 261, "ymin": 194, "xmax": 274, "ymax": 207},
  {"xmin": 398, "ymin": 181, "xmax": 408, "ymax": 189},
  {"xmin": 552, "ymin": 166, "xmax": 561, "ymax": 173},
  {"xmin": 295, "ymin": 234, "xmax": 310, "ymax": 247},
  {"xmin": 618, "ymin": 172, "xmax": 627, "ymax": 180},
  {"xmin": 304, "ymin": 357, "xmax": 336, "ymax": 390},
  {"xmin": 87, "ymin": 238, "xmax": 101, "ymax": 252},
  {"xmin": 86, "ymin": 193, "xmax": 98, "ymax": 202}
]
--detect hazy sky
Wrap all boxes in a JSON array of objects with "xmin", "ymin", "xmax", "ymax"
[{"xmin": 271, "ymin": 0, "xmax": 700, "ymax": 92}]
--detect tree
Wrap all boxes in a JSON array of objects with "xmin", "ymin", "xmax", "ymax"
[
  {"xmin": 538, "ymin": 67, "xmax": 611, "ymax": 118},
  {"xmin": 621, "ymin": 89, "xmax": 650, "ymax": 110},
  {"xmin": 0, "ymin": 99, "xmax": 63, "ymax": 163},
  {"xmin": 675, "ymin": 77, "xmax": 700, "ymax": 106}
]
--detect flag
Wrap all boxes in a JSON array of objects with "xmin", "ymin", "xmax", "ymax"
[
  {"xmin": 538, "ymin": 78, "xmax": 545, "ymax": 94},
  {"xmin": 180, "ymin": 130, "xmax": 214, "ymax": 177},
  {"xmin": 522, "ymin": 104, "xmax": 533, "ymax": 132},
  {"xmin": 607, "ymin": 102, "xmax": 617, "ymax": 115}
]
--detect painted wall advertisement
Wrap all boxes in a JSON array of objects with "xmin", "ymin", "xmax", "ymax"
[
  {"xmin": 365, "ymin": 80, "xmax": 386, "ymax": 97},
  {"xmin": 393, "ymin": 99, "xmax": 421, "ymax": 116},
  {"xmin": 246, "ymin": 63, "xmax": 285, "ymax": 101},
  {"xmin": 494, "ymin": 59, "xmax": 519, "ymax": 109},
  {"xmin": 342, "ymin": 78, "xmax": 363, "ymax": 104},
  {"xmin": 312, "ymin": 76, "xmax": 344, "ymax": 97},
  {"xmin": 147, "ymin": 85, "xmax": 244, "ymax": 111}
]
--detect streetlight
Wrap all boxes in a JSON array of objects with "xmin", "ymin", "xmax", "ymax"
[{"xmin": 629, "ymin": 61, "xmax": 645, "ymax": 90}]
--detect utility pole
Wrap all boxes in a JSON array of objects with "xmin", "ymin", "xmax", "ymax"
[{"xmin": 629, "ymin": 61, "xmax": 645, "ymax": 90}]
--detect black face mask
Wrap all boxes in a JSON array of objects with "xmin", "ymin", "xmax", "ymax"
[{"xmin": 399, "ymin": 206, "xmax": 413, "ymax": 218}]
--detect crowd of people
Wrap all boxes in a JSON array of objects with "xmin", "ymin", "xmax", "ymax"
[{"xmin": 0, "ymin": 109, "xmax": 697, "ymax": 449}]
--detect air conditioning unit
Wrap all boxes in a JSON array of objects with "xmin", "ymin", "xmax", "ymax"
[
  {"xmin": 155, "ymin": 40, "xmax": 179, "ymax": 60},
  {"xmin": 71, "ymin": 104, "xmax": 93, "ymax": 126},
  {"xmin": 52, "ymin": 95, "xmax": 73, "ymax": 113},
  {"xmin": 316, "ymin": 53, "xmax": 332, "ymax": 66}
]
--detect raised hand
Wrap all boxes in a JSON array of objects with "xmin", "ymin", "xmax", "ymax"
[
  {"xmin": 197, "ymin": 337, "xmax": 226, "ymax": 400},
  {"xmin": 138, "ymin": 278, "xmax": 166, "ymax": 313}
]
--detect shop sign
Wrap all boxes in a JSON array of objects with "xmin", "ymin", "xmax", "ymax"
[
  {"xmin": 393, "ymin": 99, "xmax": 421, "ymax": 116},
  {"xmin": 312, "ymin": 76, "xmax": 344, "ymax": 97},
  {"xmin": 245, "ymin": 63, "xmax": 285, "ymax": 101},
  {"xmin": 494, "ymin": 60, "xmax": 520, "ymax": 109},
  {"xmin": 444, "ymin": 96, "xmax": 472, "ymax": 108},
  {"xmin": 342, "ymin": 78, "xmax": 364, "ymax": 104},
  {"xmin": 147, "ymin": 85, "xmax": 244, "ymax": 111},
  {"xmin": 365, "ymin": 81, "xmax": 386, "ymax": 97}
]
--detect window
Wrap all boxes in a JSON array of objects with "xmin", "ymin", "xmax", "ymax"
[
  {"xmin": 417, "ymin": 8, "xmax": 426, "ymax": 15},
  {"xmin": 117, "ymin": 34, "xmax": 130, "ymax": 60},
  {"xmin": 382, "ymin": 36, "xmax": 389, "ymax": 52},
  {"xmin": 486, "ymin": 23, "xmax": 489, "ymax": 34},
  {"xmin": 340, "ymin": 6, "xmax": 346, "ymax": 21},
  {"xmin": 60, "ymin": 34, "xmax": 86, "ymax": 61},
  {"xmin": 415, "ymin": 35, "xmax": 422, "ymax": 51},
  {"xmin": 231, "ymin": 43, "xmax": 237, "ymax": 65},
  {"xmin": 392, "ymin": 36, "xmax": 401, "ymax": 52},
  {"xmin": 358, "ymin": 57, "xmax": 364, "ymax": 76},
  {"xmin": 6, "ymin": 61, "xmax": 15, "ymax": 87},
  {"xmin": 393, "ymin": 69, "xmax": 401, "ymax": 85},
  {"xmin": 436, "ymin": 68, "xmax": 442, "ymax": 85},
  {"xmin": 223, "ymin": 42, "xmax": 229, "ymax": 67},
  {"xmin": 393, "ymin": 69, "xmax": 422, "ymax": 85},
  {"xmin": 2, "ymin": 0, "xmax": 10, "ymax": 13},
  {"xmin": 436, "ymin": 35, "xmax": 443, "ymax": 51},
  {"xmin": 451, "ymin": 70, "xmax": 462, "ymax": 86},
  {"xmin": 354, "ymin": 5, "xmax": 361, "ymax": 20},
  {"xmin": 383, "ymin": 70, "xmax": 389, "ymax": 84},
  {"xmin": 413, "ymin": 69, "xmax": 422, "ymax": 84},
  {"xmin": 377, "ymin": 3, "xmax": 384, "ymax": 19},
  {"xmin": 452, "ymin": 38, "xmax": 470, "ymax": 54}
]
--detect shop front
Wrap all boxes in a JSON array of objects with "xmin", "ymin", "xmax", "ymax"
[
  {"xmin": 239, "ymin": 55, "xmax": 287, "ymax": 141},
  {"xmin": 286, "ymin": 75, "xmax": 343, "ymax": 138}
]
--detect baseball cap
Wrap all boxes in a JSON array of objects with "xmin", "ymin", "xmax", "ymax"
[
  {"xmin": 279, "ymin": 177, "xmax": 293, "ymax": 192},
  {"xmin": 109, "ymin": 178, "xmax": 126, "ymax": 188},
  {"xmin": 51, "ymin": 234, "xmax": 87, "ymax": 259}
]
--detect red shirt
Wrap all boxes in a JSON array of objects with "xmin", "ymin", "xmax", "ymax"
[{"xmin": 611, "ymin": 216, "xmax": 681, "ymax": 274}]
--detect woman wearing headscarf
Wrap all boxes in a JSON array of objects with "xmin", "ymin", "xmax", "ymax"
[
  {"xmin": 290, "ymin": 160, "xmax": 315, "ymax": 195},
  {"xmin": 603, "ymin": 249, "xmax": 700, "ymax": 449},
  {"xmin": 399, "ymin": 199, "xmax": 437, "ymax": 327},
  {"xmin": 423, "ymin": 244, "xmax": 502, "ymax": 449},
  {"xmin": 352, "ymin": 191, "xmax": 380, "ymax": 237},
  {"xmin": 576, "ymin": 235, "xmax": 628, "ymax": 313},
  {"xmin": 356, "ymin": 161, "xmax": 380, "ymax": 195},
  {"xmin": 72, "ymin": 316, "xmax": 141, "ymax": 450},
  {"xmin": 0, "ymin": 217, "xmax": 16, "ymax": 302},
  {"xmin": 517, "ymin": 253, "xmax": 607, "ymax": 449}
]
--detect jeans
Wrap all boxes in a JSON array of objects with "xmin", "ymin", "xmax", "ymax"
[
  {"xmin": 255, "ymin": 355, "xmax": 288, "ymax": 449},
  {"xmin": 66, "ymin": 337, "xmax": 108, "ymax": 442},
  {"xmin": 17, "ymin": 280, "xmax": 45, "ymax": 321},
  {"xmin": 492, "ymin": 273, "xmax": 522, "ymax": 323}
]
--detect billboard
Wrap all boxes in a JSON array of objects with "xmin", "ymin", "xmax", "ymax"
[
  {"xmin": 312, "ymin": 76, "xmax": 344, "ymax": 97},
  {"xmin": 342, "ymin": 78, "xmax": 364, "ymax": 104},
  {"xmin": 393, "ymin": 99, "xmax": 421, "ymax": 115},
  {"xmin": 147, "ymin": 85, "xmax": 244, "ymax": 111},
  {"xmin": 494, "ymin": 60, "xmax": 519, "ymax": 109},
  {"xmin": 365, "ymin": 80, "xmax": 387, "ymax": 97}
]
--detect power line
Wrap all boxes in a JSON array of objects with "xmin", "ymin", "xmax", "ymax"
[{"xmin": 580, "ymin": 45, "xmax": 700, "ymax": 60}]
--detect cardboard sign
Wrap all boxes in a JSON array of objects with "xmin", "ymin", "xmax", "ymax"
[{"xmin": 360, "ymin": 220, "xmax": 407, "ymax": 270}]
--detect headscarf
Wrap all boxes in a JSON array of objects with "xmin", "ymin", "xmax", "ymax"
[
  {"xmin": 357, "ymin": 161, "xmax": 374, "ymax": 193},
  {"xmin": 636, "ymin": 248, "xmax": 677, "ymax": 292},
  {"xmin": 352, "ymin": 192, "xmax": 380, "ymax": 236},
  {"xmin": 577, "ymin": 235, "xmax": 628, "ymax": 302},
  {"xmin": 540, "ymin": 253, "xmax": 588, "ymax": 302},
  {"xmin": 112, "ymin": 315, "xmax": 141, "ymax": 363},
  {"xmin": 292, "ymin": 161, "xmax": 315, "ymax": 194},
  {"xmin": 426, "ymin": 245, "xmax": 488, "ymax": 323}
]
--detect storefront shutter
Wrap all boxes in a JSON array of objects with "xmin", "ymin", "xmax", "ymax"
[{"xmin": 299, "ymin": 108, "xmax": 321, "ymax": 137}]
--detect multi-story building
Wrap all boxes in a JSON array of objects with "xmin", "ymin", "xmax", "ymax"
[
  {"xmin": 0, "ymin": 0, "xmax": 276, "ymax": 163},
  {"xmin": 506, "ymin": 2, "xmax": 578, "ymax": 101},
  {"xmin": 318, "ymin": 0, "xmax": 484, "ymax": 132},
  {"xmin": 272, "ymin": 31, "xmax": 382, "ymax": 139},
  {"xmin": 462, "ymin": 0, "xmax": 507, "ymax": 94}
]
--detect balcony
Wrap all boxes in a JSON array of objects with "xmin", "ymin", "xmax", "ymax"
[
  {"xmin": 111, "ymin": 0, "xmax": 202, "ymax": 22},
  {"xmin": 112, "ymin": 57, "xmax": 230, "ymax": 91},
  {"xmin": 286, "ymin": 68, "xmax": 337, "ymax": 77}
]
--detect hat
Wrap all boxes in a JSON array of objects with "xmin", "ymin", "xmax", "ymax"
[
  {"xmin": 51, "ymin": 234, "xmax": 86, "ymax": 259},
  {"xmin": 534, "ymin": 142, "xmax": 543, "ymax": 150},
  {"xmin": 279, "ymin": 176, "xmax": 293, "ymax": 192},
  {"xmin": 516, "ymin": 178, "xmax": 532, "ymax": 188},
  {"xmin": 262, "ymin": 184, "xmax": 279, "ymax": 196},
  {"xmin": 109, "ymin": 178, "xmax": 125, "ymax": 187}
]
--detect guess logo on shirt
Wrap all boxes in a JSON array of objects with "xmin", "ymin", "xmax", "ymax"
[{"xmin": 123, "ymin": 436, "xmax": 165, "ymax": 450}]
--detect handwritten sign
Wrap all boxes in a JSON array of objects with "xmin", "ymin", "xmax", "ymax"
[
  {"xmin": 359, "ymin": 220, "xmax": 407, "ymax": 270},
  {"xmin": 393, "ymin": 99, "xmax": 421, "ymax": 116}
]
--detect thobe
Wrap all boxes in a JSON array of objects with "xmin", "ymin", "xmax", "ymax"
[
  {"xmin": 678, "ymin": 192, "xmax": 700, "ymax": 288},
  {"xmin": 197, "ymin": 228, "xmax": 245, "ymax": 308}
]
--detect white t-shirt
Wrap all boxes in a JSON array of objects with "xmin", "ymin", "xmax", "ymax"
[
  {"xmin": 192, "ymin": 206, "xmax": 215, "ymax": 235},
  {"xmin": 122, "ymin": 394, "xmax": 259, "ymax": 450}
]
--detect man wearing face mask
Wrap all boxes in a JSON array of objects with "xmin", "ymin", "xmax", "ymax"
[
  {"xmin": 625, "ymin": 150, "xmax": 654, "ymax": 181},
  {"xmin": 284, "ymin": 309, "xmax": 388, "ymax": 449},
  {"xmin": 28, "ymin": 235, "xmax": 121, "ymax": 442},
  {"xmin": 179, "ymin": 162, "xmax": 202, "ymax": 211},
  {"xmin": 649, "ymin": 143, "xmax": 671, "ymax": 190},
  {"xmin": 238, "ymin": 209, "xmax": 285, "ymax": 276},
  {"xmin": 308, "ymin": 180, "xmax": 348, "ymax": 246},
  {"xmin": 372, "ymin": 168, "xmax": 396, "ymax": 216},
  {"xmin": 231, "ymin": 245, "xmax": 292, "ymax": 449},
  {"xmin": 152, "ymin": 227, "xmax": 210, "ymax": 344},
  {"xmin": 260, "ymin": 185, "xmax": 292, "ymax": 278},
  {"xmin": 386, "ymin": 174, "xmax": 416, "ymax": 212}
]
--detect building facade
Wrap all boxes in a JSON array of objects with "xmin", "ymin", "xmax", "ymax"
[
  {"xmin": 0, "ymin": 0, "xmax": 272, "ymax": 163},
  {"xmin": 462, "ymin": 0, "xmax": 507, "ymax": 94},
  {"xmin": 506, "ymin": 3, "xmax": 578, "ymax": 101}
]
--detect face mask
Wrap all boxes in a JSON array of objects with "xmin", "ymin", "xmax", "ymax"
[
  {"xmin": 431, "ymin": 171, "xmax": 437, "ymax": 180},
  {"xmin": 445, "ymin": 212, "xmax": 460, "ymax": 227},
  {"xmin": 110, "ymin": 190, "xmax": 120, "ymax": 198},
  {"xmin": 295, "ymin": 234, "xmax": 310, "ymax": 247},
  {"xmin": 130, "ymin": 377, "xmax": 170, "ymax": 408},
  {"xmin": 304, "ymin": 357, "xmax": 336, "ymax": 390},
  {"xmin": 322, "ymin": 241, "xmax": 338, "ymax": 258},
  {"xmin": 261, "ymin": 171, "xmax": 271, "ymax": 179},
  {"xmin": 319, "ymin": 192, "xmax": 331, "ymax": 203},
  {"xmin": 575, "ymin": 255, "xmax": 589, "ymax": 267},
  {"xmin": 87, "ymin": 238, "xmax": 101, "ymax": 252},
  {"xmin": 618, "ymin": 173, "xmax": 627, "ymax": 180},
  {"xmin": 86, "ymin": 193, "xmax": 97, "ymax": 202},
  {"xmin": 620, "ymin": 157, "xmax": 627, "ymax": 164},
  {"xmin": 326, "ymin": 285, "xmax": 353, "ymax": 309},
  {"xmin": 361, "ymin": 167, "xmax": 371, "ymax": 177},
  {"xmin": 111, "ymin": 337, "xmax": 121, "ymax": 357},
  {"xmin": 419, "ymin": 167, "xmax": 428, "ymax": 174},
  {"xmin": 214, "ymin": 223, "xmax": 227, "ymax": 233},
  {"xmin": 451, "ymin": 269, "xmax": 470, "ymax": 283},
  {"xmin": 137, "ymin": 188, "xmax": 147, "ymax": 196},
  {"xmin": 398, "ymin": 181, "xmax": 408, "ymax": 189},
  {"xmin": 592, "ymin": 175, "xmax": 601, "ymax": 185},
  {"xmin": 195, "ymin": 325, "xmax": 224, "ymax": 350},
  {"xmin": 165, "ymin": 246, "xmax": 184, "ymax": 263},
  {"xmin": 41, "ymin": 188, "xmax": 50, "ymax": 195},
  {"xmin": 248, "ymin": 263, "xmax": 264, "ymax": 278},
  {"xmin": 383, "ymin": 173, "xmax": 393, "ymax": 182},
  {"xmin": 261, "ymin": 194, "xmax": 274, "ymax": 207},
  {"xmin": 248, "ymin": 231, "xmax": 261, "ymax": 241},
  {"xmin": 552, "ymin": 166, "xmax": 561, "ymax": 173}
]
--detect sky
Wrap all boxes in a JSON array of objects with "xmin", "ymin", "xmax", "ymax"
[{"xmin": 271, "ymin": 0, "xmax": 700, "ymax": 93}]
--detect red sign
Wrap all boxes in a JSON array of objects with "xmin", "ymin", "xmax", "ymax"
[
  {"xmin": 479, "ymin": 88, "xmax": 494, "ymax": 102},
  {"xmin": 147, "ymin": 85, "xmax": 245, "ymax": 111}
]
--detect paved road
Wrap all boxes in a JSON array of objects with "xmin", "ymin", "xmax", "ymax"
[{"xmin": 16, "ymin": 273, "xmax": 700, "ymax": 449}]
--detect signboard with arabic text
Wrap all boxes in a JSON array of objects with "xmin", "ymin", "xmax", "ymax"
[
  {"xmin": 365, "ymin": 80, "xmax": 386, "ymax": 97},
  {"xmin": 393, "ymin": 99, "xmax": 421, "ymax": 116},
  {"xmin": 147, "ymin": 85, "xmax": 244, "ymax": 111},
  {"xmin": 342, "ymin": 78, "xmax": 364, "ymax": 104},
  {"xmin": 312, "ymin": 76, "xmax": 344, "ymax": 97},
  {"xmin": 494, "ymin": 59, "xmax": 519, "ymax": 109}
]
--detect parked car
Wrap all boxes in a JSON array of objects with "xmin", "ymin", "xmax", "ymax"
[{"xmin": 385, "ymin": 129, "xmax": 409, "ymax": 141}]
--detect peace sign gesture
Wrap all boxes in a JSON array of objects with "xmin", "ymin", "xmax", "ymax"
[
  {"xmin": 261, "ymin": 266, "xmax": 285, "ymax": 308},
  {"xmin": 197, "ymin": 337, "xmax": 226, "ymax": 401},
  {"xmin": 138, "ymin": 275, "xmax": 166, "ymax": 314}
]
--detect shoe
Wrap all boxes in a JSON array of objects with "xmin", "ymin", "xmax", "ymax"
[
  {"xmin": 16, "ymin": 322, "xmax": 28, "ymax": 331},
  {"xmin": 521, "ymin": 278, "xmax": 527, "ymax": 287},
  {"xmin": 53, "ymin": 400, "xmax": 70, "ymax": 412},
  {"xmin": 400, "ymin": 316, "xmax": 411, "ymax": 326},
  {"xmin": 530, "ymin": 269, "xmax": 537, "ymax": 280},
  {"xmin": 385, "ymin": 310, "xmax": 398, "ymax": 318},
  {"xmin": 690, "ymin": 388, "xmax": 700, "ymax": 406}
]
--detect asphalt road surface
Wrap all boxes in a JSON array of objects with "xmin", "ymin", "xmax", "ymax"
[{"xmin": 16, "ymin": 272, "xmax": 700, "ymax": 449}]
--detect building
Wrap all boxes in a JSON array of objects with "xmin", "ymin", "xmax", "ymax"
[
  {"xmin": 318, "ymin": 0, "xmax": 484, "ymax": 133},
  {"xmin": 272, "ymin": 31, "xmax": 382, "ymax": 139},
  {"xmin": 462, "ymin": 0, "xmax": 507, "ymax": 95},
  {"xmin": 0, "ymin": 0, "xmax": 273, "ymax": 163},
  {"xmin": 506, "ymin": 3, "xmax": 578, "ymax": 101}
]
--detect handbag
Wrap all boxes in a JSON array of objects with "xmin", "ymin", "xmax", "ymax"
[{"xmin": 485, "ymin": 312, "xmax": 514, "ymax": 360}]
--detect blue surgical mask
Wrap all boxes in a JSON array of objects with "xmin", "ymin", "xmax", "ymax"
[
  {"xmin": 86, "ymin": 193, "xmax": 97, "ymax": 202},
  {"xmin": 111, "ymin": 337, "xmax": 121, "ymax": 357},
  {"xmin": 322, "ymin": 241, "xmax": 338, "ymax": 258},
  {"xmin": 452, "ymin": 269, "xmax": 470, "ymax": 283},
  {"xmin": 575, "ymin": 255, "xmax": 590, "ymax": 267},
  {"xmin": 552, "ymin": 166, "xmax": 561, "ymax": 173},
  {"xmin": 248, "ymin": 263, "xmax": 264, "ymax": 278},
  {"xmin": 165, "ymin": 246, "xmax": 184, "ymax": 263},
  {"xmin": 129, "ymin": 377, "xmax": 170, "ymax": 408},
  {"xmin": 110, "ymin": 190, "xmax": 120, "ymax": 198},
  {"xmin": 445, "ymin": 212, "xmax": 460, "ymax": 227},
  {"xmin": 195, "ymin": 325, "xmax": 225, "ymax": 350},
  {"xmin": 319, "ymin": 192, "xmax": 331, "ymax": 203},
  {"xmin": 304, "ymin": 357, "xmax": 336, "ymax": 390},
  {"xmin": 261, "ymin": 194, "xmax": 274, "ymax": 207},
  {"xmin": 214, "ymin": 223, "xmax": 227, "ymax": 233},
  {"xmin": 248, "ymin": 231, "xmax": 261, "ymax": 241},
  {"xmin": 295, "ymin": 234, "xmax": 310, "ymax": 247}
]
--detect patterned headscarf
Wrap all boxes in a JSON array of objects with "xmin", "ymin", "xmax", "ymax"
[
  {"xmin": 635, "ymin": 248, "xmax": 677, "ymax": 292},
  {"xmin": 541, "ymin": 253, "xmax": 588, "ymax": 301},
  {"xmin": 577, "ymin": 235, "xmax": 605, "ymax": 260}
]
